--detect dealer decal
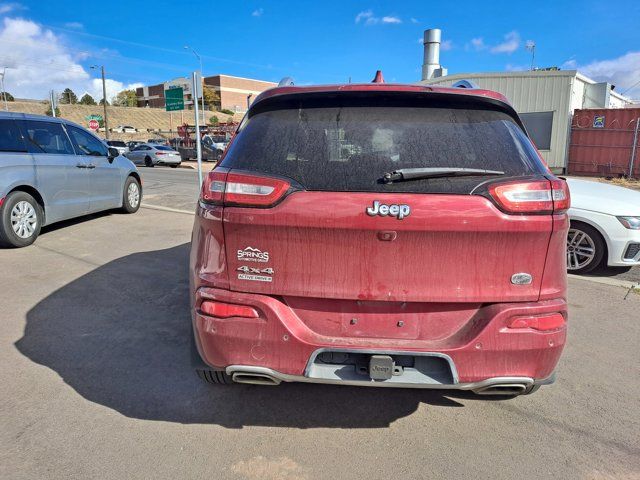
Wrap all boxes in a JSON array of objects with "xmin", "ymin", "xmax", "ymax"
[{"xmin": 237, "ymin": 246, "xmax": 269, "ymax": 263}]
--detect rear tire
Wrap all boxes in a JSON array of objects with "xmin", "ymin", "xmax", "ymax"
[
  {"xmin": 121, "ymin": 176, "xmax": 141, "ymax": 213},
  {"xmin": 567, "ymin": 222, "xmax": 605, "ymax": 274},
  {"xmin": 196, "ymin": 369, "xmax": 235, "ymax": 385},
  {"xmin": 0, "ymin": 191, "xmax": 42, "ymax": 248},
  {"xmin": 144, "ymin": 156, "xmax": 154, "ymax": 168},
  {"xmin": 170, "ymin": 163, "xmax": 179, "ymax": 168}
]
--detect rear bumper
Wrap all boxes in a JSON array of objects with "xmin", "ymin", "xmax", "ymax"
[{"xmin": 193, "ymin": 287, "xmax": 567, "ymax": 387}]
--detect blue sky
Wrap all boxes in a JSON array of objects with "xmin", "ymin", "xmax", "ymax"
[{"xmin": 1, "ymin": 0, "xmax": 639, "ymax": 100}]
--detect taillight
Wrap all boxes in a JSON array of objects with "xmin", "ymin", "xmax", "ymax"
[
  {"xmin": 200, "ymin": 170, "xmax": 290, "ymax": 207},
  {"xmin": 155, "ymin": 152, "xmax": 165, "ymax": 155},
  {"xmin": 488, "ymin": 179, "xmax": 570, "ymax": 214},
  {"xmin": 507, "ymin": 313, "xmax": 566, "ymax": 331},
  {"xmin": 200, "ymin": 300, "xmax": 259, "ymax": 319}
]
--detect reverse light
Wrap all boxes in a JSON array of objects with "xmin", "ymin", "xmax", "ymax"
[
  {"xmin": 507, "ymin": 313, "xmax": 566, "ymax": 331},
  {"xmin": 617, "ymin": 216, "xmax": 640, "ymax": 230},
  {"xmin": 488, "ymin": 179, "xmax": 570, "ymax": 214},
  {"xmin": 201, "ymin": 170, "xmax": 290, "ymax": 207},
  {"xmin": 200, "ymin": 300, "xmax": 259, "ymax": 319}
]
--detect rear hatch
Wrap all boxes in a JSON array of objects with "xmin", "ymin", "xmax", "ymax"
[{"xmin": 207, "ymin": 91, "xmax": 564, "ymax": 303}]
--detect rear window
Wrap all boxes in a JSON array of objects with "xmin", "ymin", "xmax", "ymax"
[
  {"xmin": 108, "ymin": 141, "xmax": 126, "ymax": 147},
  {"xmin": 155, "ymin": 146, "xmax": 174, "ymax": 151},
  {"xmin": 221, "ymin": 96, "xmax": 547, "ymax": 193},
  {"xmin": 0, "ymin": 119, "xmax": 27, "ymax": 152}
]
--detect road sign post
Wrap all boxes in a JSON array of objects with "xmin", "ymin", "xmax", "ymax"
[{"xmin": 192, "ymin": 72, "xmax": 203, "ymax": 188}]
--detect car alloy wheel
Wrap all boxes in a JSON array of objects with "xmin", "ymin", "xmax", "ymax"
[
  {"xmin": 127, "ymin": 182, "xmax": 140, "ymax": 209},
  {"xmin": 566, "ymin": 227, "xmax": 596, "ymax": 271},
  {"xmin": 10, "ymin": 200, "xmax": 38, "ymax": 239}
]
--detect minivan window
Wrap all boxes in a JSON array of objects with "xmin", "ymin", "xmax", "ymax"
[
  {"xmin": 222, "ymin": 102, "xmax": 547, "ymax": 193},
  {"xmin": 22, "ymin": 120, "xmax": 75, "ymax": 155},
  {"xmin": 67, "ymin": 126, "xmax": 108, "ymax": 156},
  {"xmin": 0, "ymin": 119, "xmax": 27, "ymax": 152}
]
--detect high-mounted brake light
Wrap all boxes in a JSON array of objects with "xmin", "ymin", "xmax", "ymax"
[
  {"xmin": 200, "ymin": 300, "xmax": 259, "ymax": 319},
  {"xmin": 488, "ymin": 179, "xmax": 570, "ymax": 214},
  {"xmin": 200, "ymin": 170, "xmax": 290, "ymax": 207}
]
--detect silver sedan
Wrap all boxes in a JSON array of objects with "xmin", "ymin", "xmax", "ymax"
[{"xmin": 126, "ymin": 143, "xmax": 181, "ymax": 168}]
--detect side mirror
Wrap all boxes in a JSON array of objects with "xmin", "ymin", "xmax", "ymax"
[{"xmin": 107, "ymin": 147, "xmax": 119, "ymax": 161}]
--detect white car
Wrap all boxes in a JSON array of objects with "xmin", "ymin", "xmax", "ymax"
[
  {"xmin": 566, "ymin": 178, "xmax": 640, "ymax": 273},
  {"xmin": 113, "ymin": 125, "xmax": 137, "ymax": 133},
  {"xmin": 105, "ymin": 140, "xmax": 129, "ymax": 155}
]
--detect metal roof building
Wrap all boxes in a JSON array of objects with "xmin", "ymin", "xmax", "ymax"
[{"xmin": 417, "ymin": 29, "xmax": 634, "ymax": 172}]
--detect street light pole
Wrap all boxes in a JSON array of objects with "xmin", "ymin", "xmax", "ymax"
[
  {"xmin": 185, "ymin": 46, "xmax": 206, "ymax": 125},
  {"xmin": 1, "ymin": 68, "xmax": 8, "ymax": 111},
  {"xmin": 91, "ymin": 65, "xmax": 109, "ymax": 139}
]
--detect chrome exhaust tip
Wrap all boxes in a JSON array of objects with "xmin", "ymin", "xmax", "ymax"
[
  {"xmin": 231, "ymin": 372, "xmax": 281, "ymax": 386},
  {"xmin": 472, "ymin": 383, "xmax": 528, "ymax": 396}
]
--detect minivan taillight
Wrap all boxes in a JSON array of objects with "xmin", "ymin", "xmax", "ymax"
[
  {"xmin": 201, "ymin": 170, "xmax": 290, "ymax": 207},
  {"xmin": 488, "ymin": 179, "xmax": 570, "ymax": 214}
]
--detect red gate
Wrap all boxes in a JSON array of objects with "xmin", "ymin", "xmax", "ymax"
[{"xmin": 568, "ymin": 108, "xmax": 640, "ymax": 178}]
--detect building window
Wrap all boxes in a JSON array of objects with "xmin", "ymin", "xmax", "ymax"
[{"xmin": 520, "ymin": 111, "xmax": 554, "ymax": 150}]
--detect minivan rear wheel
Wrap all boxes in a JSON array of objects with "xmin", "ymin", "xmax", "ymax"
[
  {"xmin": 0, "ymin": 191, "xmax": 43, "ymax": 248},
  {"xmin": 196, "ymin": 369, "xmax": 235, "ymax": 385}
]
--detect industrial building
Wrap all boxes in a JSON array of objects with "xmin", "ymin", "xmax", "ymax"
[
  {"xmin": 136, "ymin": 74, "xmax": 277, "ymax": 113},
  {"xmin": 418, "ymin": 29, "xmax": 634, "ymax": 172}
]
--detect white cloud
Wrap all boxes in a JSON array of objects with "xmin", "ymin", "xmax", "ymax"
[
  {"xmin": 355, "ymin": 10, "xmax": 401, "ymax": 25},
  {"xmin": 89, "ymin": 78, "xmax": 143, "ymax": 103},
  {"xmin": 355, "ymin": 10, "xmax": 374, "ymax": 24},
  {"xmin": 251, "ymin": 8, "xmax": 263, "ymax": 17},
  {"xmin": 441, "ymin": 39, "xmax": 453, "ymax": 51},
  {"xmin": 63, "ymin": 21, "xmax": 83, "ymax": 30},
  {"xmin": 561, "ymin": 59, "xmax": 577, "ymax": 69},
  {"xmin": 0, "ymin": 17, "xmax": 141, "ymax": 101},
  {"xmin": 381, "ymin": 16, "xmax": 401, "ymax": 24},
  {"xmin": 505, "ymin": 63, "xmax": 528, "ymax": 72},
  {"xmin": 410, "ymin": 17, "xmax": 419, "ymax": 24},
  {"xmin": 490, "ymin": 31, "xmax": 520, "ymax": 54},
  {"xmin": 0, "ymin": 2, "xmax": 25, "ymax": 14},
  {"xmin": 468, "ymin": 37, "xmax": 486, "ymax": 51},
  {"xmin": 577, "ymin": 51, "xmax": 640, "ymax": 99}
]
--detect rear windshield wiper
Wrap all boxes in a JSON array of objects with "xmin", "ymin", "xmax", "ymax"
[{"xmin": 382, "ymin": 167, "xmax": 505, "ymax": 184}]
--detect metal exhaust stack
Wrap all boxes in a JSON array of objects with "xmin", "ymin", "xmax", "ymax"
[{"xmin": 422, "ymin": 28, "xmax": 448, "ymax": 81}]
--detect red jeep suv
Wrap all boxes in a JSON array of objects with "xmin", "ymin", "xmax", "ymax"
[{"xmin": 190, "ymin": 82, "xmax": 569, "ymax": 396}]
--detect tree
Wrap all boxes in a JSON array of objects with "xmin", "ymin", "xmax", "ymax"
[
  {"xmin": 209, "ymin": 115, "xmax": 219, "ymax": 125},
  {"xmin": 113, "ymin": 89, "xmax": 137, "ymax": 107},
  {"xmin": 79, "ymin": 93, "xmax": 97, "ymax": 105},
  {"xmin": 202, "ymin": 85, "xmax": 220, "ymax": 110},
  {"xmin": 99, "ymin": 98, "xmax": 110, "ymax": 106},
  {"xmin": 0, "ymin": 91, "xmax": 14, "ymax": 101},
  {"xmin": 59, "ymin": 88, "xmax": 78, "ymax": 104}
]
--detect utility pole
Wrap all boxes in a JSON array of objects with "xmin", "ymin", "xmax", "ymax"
[
  {"xmin": 49, "ymin": 90, "xmax": 56, "ymax": 117},
  {"xmin": 185, "ymin": 46, "xmax": 206, "ymax": 124},
  {"xmin": 1, "ymin": 68, "xmax": 8, "ymax": 111},
  {"xmin": 91, "ymin": 65, "xmax": 109, "ymax": 138},
  {"xmin": 526, "ymin": 41, "xmax": 536, "ymax": 71}
]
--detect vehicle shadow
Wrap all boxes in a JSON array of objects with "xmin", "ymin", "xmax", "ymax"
[{"xmin": 15, "ymin": 243, "xmax": 496, "ymax": 429}]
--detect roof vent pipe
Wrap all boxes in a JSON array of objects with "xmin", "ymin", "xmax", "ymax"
[
  {"xmin": 422, "ymin": 29, "xmax": 448, "ymax": 81},
  {"xmin": 371, "ymin": 70, "xmax": 385, "ymax": 83}
]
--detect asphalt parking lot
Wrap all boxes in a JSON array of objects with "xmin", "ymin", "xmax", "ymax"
[{"xmin": 1, "ymin": 199, "xmax": 639, "ymax": 479}]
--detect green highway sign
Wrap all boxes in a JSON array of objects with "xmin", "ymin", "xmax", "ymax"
[
  {"xmin": 85, "ymin": 114, "xmax": 103, "ymax": 121},
  {"xmin": 165, "ymin": 87, "xmax": 184, "ymax": 111}
]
